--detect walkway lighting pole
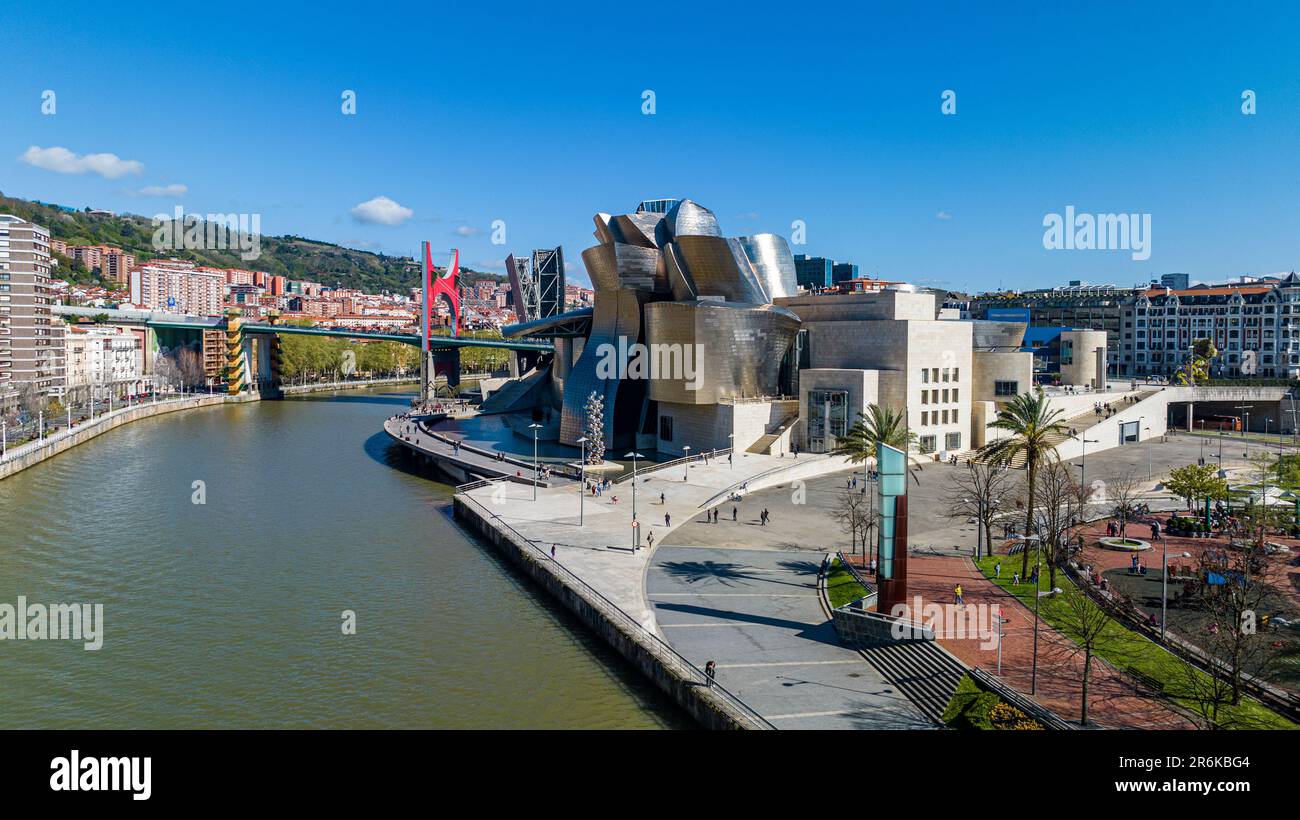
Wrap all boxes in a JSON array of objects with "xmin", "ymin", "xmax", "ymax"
[
  {"xmin": 1014, "ymin": 533, "xmax": 1045, "ymax": 695},
  {"xmin": 1143, "ymin": 424, "xmax": 1152, "ymax": 482},
  {"xmin": 529, "ymin": 422, "xmax": 542, "ymax": 501},
  {"xmin": 682, "ymin": 446, "xmax": 691, "ymax": 481},
  {"xmin": 1075, "ymin": 433, "xmax": 1099, "ymax": 488},
  {"xmin": 1160, "ymin": 534, "xmax": 1168, "ymax": 640},
  {"xmin": 2, "ymin": 420, "xmax": 6, "ymax": 458},
  {"xmin": 38, "ymin": 410, "xmax": 44, "ymax": 442},
  {"xmin": 625, "ymin": 451, "xmax": 644, "ymax": 550},
  {"xmin": 577, "ymin": 436, "xmax": 588, "ymax": 526},
  {"xmin": 727, "ymin": 434, "xmax": 734, "ymax": 469}
]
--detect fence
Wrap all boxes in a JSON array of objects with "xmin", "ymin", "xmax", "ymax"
[{"xmin": 614, "ymin": 447, "xmax": 733, "ymax": 485}]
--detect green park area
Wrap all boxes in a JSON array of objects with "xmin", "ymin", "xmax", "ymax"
[
  {"xmin": 825, "ymin": 557, "xmax": 871, "ymax": 609},
  {"xmin": 974, "ymin": 555, "xmax": 1296, "ymax": 730}
]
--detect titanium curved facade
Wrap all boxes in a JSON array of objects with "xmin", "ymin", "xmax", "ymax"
[{"xmin": 517, "ymin": 197, "xmax": 805, "ymax": 450}]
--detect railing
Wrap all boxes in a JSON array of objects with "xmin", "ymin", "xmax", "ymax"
[
  {"xmin": 968, "ymin": 667, "xmax": 1079, "ymax": 730},
  {"xmin": 456, "ymin": 489, "xmax": 774, "ymax": 729},
  {"xmin": 834, "ymin": 551, "xmax": 878, "ymax": 596},
  {"xmin": 408, "ymin": 418, "xmax": 582, "ymax": 481},
  {"xmin": 718, "ymin": 395, "xmax": 798, "ymax": 404},
  {"xmin": 613, "ymin": 447, "xmax": 733, "ymax": 485}
]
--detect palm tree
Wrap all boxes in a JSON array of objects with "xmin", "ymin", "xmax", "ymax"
[
  {"xmin": 975, "ymin": 391, "xmax": 1068, "ymax": 579},
  {"xmin": 831, "ymin": 404, "xmax": 917, "ymax": 465}
]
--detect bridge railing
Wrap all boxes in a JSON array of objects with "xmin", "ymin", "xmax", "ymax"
[
  {"xmin": 456, "ymin": 489, "xmax": 773, "ymax": 730},
  {"xmin": 613, "ymin": 447, "xmax": 733, "ymax": 485}
]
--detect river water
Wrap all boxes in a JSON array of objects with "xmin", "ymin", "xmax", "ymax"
[{"xmin": 0, "ymin": 387, "xmax": 685, "ymax": 728}]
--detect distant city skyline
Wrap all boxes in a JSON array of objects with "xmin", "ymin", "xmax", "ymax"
[{"xmin": 4, "ymin": 2, "xmax": 1300, "ymax": 291}]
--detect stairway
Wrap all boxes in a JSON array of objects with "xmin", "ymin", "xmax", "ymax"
[
  {"xmin": 746, "ymin": 412, "xmax": 799, "ymax": 454},
  {"xmin": 976, "ymin": 391, "xmax": 1157, "ymax": 468},
  {"xmin": 858, "ymin": 640, "xmax": 968, "ymax": 724}
]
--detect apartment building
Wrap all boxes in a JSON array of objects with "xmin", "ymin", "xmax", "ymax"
[
  {"xmin": 0, "ymin": 214, "xmax": 66, "ymax": 406},
  {"xmin": 65, "ymin": 325, "xmax": 144, "ymax": 395},
  {"xmin": 129, "ymin": 262, "xmax": 224, "ymax": 316},
  {"xmin": 1121, "ymin": 276, "xmax": 1300, "ymax": 379}
]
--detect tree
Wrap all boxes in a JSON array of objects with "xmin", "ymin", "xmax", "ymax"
[
  {"xmin": 1028, "ymin": 460, "xmax": 1092, "ymax": 589},
  {"xmin": 832, "ymin": 488, "xmax": 876, "ymax": 559},
  {"xmin": 1164, "ymin": 463, "xmax": 1229, "ymax": 510},
  {"xmin": 944, "ymin": 461, "xmax": 1013, "ymax": 559},
  {"xmin": 833, "ymin": 404, "xmax": 918, "ymax": 465},
  {"xmin": 1050, "ymin": 585, "xmax": 1122, "ymax": 726},
  {"xmin": 1101, "ymin": 468, "xmax": 1143, "ymax": 539},
  {"xmin": 976, "ymin": 391, "xmax": 1068, "ymax": 579}
]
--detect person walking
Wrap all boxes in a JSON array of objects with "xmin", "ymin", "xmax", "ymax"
[
  {"xmin": 551, "ymin": 543, "xmax": 557, "ymax": 559},
  {"xmin": 704, "ymin": 660, "xmax": 716, "ymax": 687},
  {"xmin": 1012, "ymin": 572, "xmax": 1020, "ymax": 586},
  {"xmin": 660, "ymin": 492, "xmax": 665, "ymax": 505},
  {"xmin": 732, "ymin": 507, "xmax": 738, "ymax": 521},
  {"xmin": 646, "ymin": 531, "xmax": 654, "ymax": 551},
  {"xmin": 665, "ymin": 513, "xmax": 671, "ymax": 527},
  {"xmin": 994, "ymin": 561, "xmax": 1001, "ymax": 579}
]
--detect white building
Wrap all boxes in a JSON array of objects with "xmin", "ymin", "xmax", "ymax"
[{"xmin": 64, "ymin": 325, "xmax": 145, "ymax": 395}]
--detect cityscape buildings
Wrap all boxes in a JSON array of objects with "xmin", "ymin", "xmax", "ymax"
[{"xmin": 0, "ymin": 214, "xmax": 64, "ymax": 407}]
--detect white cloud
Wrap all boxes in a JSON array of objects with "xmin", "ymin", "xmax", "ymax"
[
  {"xmin": 350, "ymin": 195, "xmax": 413, "ymax": 226},
  {"xmin": 19, "ymin": 145, "xmax": 144, "ymax": 179},
  {"xmin": 935, "ymin": 210, "xmax": 952, "ymax": 220},
  {"xmin": 454, "ymin": 225, "xmax": 481, "ymax": 237},
  {"xmin": 134, "ymin": 183, "xmax": 188, "ymax": 197}
]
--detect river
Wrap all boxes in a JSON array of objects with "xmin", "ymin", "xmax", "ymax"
[{"xmin": 0, "ymin": 387, "xmax": 686, "ymax": 728}]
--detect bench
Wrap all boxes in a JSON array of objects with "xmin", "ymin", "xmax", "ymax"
[{"xmin": 1127, "ymin": 666, "xmax": 1166, "ymax": 695}]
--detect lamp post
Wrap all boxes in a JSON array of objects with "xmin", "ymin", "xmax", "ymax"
[
  {"xmin": 38, "ymin": 410, "xmax": 44, "ymax": 442},
  {"xmin": 1014, "ymin": 533, "xmax": 1045, "ymax": 695},
  {"xmin": 727, "ymin": 433, "xmax": 734, "ymax": 469},
  {"xmin": 682, "ymin": 446, "xmax": 691, "ymax": 482},
  {"xmin": 577, "ymin": 436, "xmax": 588, "ymax": 526},
  {"xmin": 528, "ymin": 422, "xmax": 542, "ymax": 501},
  {"xmin": 1075, "ymin": 433, "xmax": 1099, "ymax": 488},
  {"xmin": 1160, "ymin": 534, "xmax": 1168, "ymax": 640},
  {"xmin": 625, "ymin": 451, "xmax": 644, "ymax": 550},
  {"xmin": 1, "ymin": 420, "xmax": 6, "ymax": 459},
  {"xmin": 1143, "ymin": 425, "xmax": 1152, "ymax": 482}
]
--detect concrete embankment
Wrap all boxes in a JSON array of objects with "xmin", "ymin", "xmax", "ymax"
[
  {"xmin": 1, "ymin": 394, "xmax": 228, "ymax": 480},
  {"xmin": 452, "ymin": 491, "xmax": 772, "ymax": 730},
  {"xmin": 280, "ymin": 377, "xmax": 419, "ymax": 395}
]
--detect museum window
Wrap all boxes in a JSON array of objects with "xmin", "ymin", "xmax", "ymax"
[
  {"xmin": 945, "ymin": 432, "xmax": 962, "ymax": 451},
  {"xmin": 659, "ymin": 416, "xmax": 673, "ymax": 442},
  {"xmin": 918, "ymin": 435, "xmax": 937, "ymax": 455},
  {"xmin": 994, "ymin": 380, "xmax": 1019, "ymax": 397}
]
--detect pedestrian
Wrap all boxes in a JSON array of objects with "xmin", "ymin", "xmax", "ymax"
[
  {"xmin": 954, "ymin": 583, "xmax": 964, "ymax": 606},
  {"xmin": 665, "ymin": 513, "xmax": 671, "ymax": 527},
  {"xmin": 1013, "ymin": 572, "xmax": 1020, "ymax": 585},
  {"xmin": 646, "ymin": 531, "xmax": 654, "ymax": 551},
  {"xmin": 660, "ymin": 492, "xmax": 665, "ymax": 505},
  {"xmin": 732, "ymin": 507, "xmax": 737, "ymax": 521},
  {"xmin": 704, "ymin": 660, "xmax": 716, "ymax": 686},
  {"xmin": 994, "ymin": 561, "xmax": 1001, "ymax": 578},
  {"xmin": 551, "ymin": 543, "xmax": 557, "ymax": 559}
]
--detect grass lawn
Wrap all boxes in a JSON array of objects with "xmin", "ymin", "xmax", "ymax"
[
  {"xmin": 826, "ymin": 557, "xmax": 870, "ymax": 609},
  {"xmin": 975, "ymin": 555, "xmax": 1296, "ymax": 730},
  {"xmin": 942, "ymin": 674, "xmax": 1044, "ymax": 730}
]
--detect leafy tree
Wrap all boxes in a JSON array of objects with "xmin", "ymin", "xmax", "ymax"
[
  {"xmin": 1175, "ymin": 337, "xmax": 1217, "ymax": 385},
  {"xmin": 831, "ymin": 404, "xmax": 918, "ymax": 465},
  {"xmin": 1164, "ymin": 463, "xmax": 1229, "ymax": 509}
]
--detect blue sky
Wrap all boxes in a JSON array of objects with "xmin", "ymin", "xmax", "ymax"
[{"xmin": 2, "ymin": 1, "xmax": 1299, "ymax": 291}]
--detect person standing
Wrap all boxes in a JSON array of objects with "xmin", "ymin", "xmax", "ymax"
[
  {"xmin": 646, "ymin": 531, "xmax": 654, "ymax": 551},
  {"xmin": 704, "ymin": 660, "xmax": 716, "ymax": 687},
  {"xmin": 954, "ymin": 583, "xmax": 964, "ymax": 606},
  {"xmin": 994, "ymin": 561, "xmax": 1001, "ymax": 579},
  {"xmin": 660, "ymin": 492, "xmax": 665, "ymax": 505},
  {"xmin": 665, "ymin": 513, "xmax": 671, "ymax": 527},
  {"xmin": 732, "ymin": 507, "xmax": 738, "ymax": 521}
]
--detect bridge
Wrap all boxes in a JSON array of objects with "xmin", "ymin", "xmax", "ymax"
[{"xmin": 54, "ymin": 304, "xmax": 554, "ymax": 397}]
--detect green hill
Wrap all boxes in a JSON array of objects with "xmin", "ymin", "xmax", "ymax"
[{"xmin": 0, "ymin": 193, "xmax": 504, "ymax": 294}]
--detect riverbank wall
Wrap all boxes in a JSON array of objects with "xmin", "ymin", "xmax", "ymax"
[
  {"xmin": 281, "ymin": 377, "xmax": 419, "ymax": 395},
  {"xmin": 1, "ymin": 394, "xmax": 228, "ymax": 481},
  {"xmin": 452, "ymin": 491, "xmax": 772, "ymax": 730}
]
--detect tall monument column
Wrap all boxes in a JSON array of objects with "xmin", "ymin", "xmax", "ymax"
[{"xmin": 875, "ymin": 442, "xmax": 910, "ymax": 615}]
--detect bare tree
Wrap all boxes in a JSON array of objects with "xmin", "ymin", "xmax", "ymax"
[
  {"xmin": 1029, "ymin": 460, "xmax": 1095, "ymax": 589},
  {"xmin": 1101, "ymin": 468, "xmax": 1142, "ymax": 538},
  {"xmin": 177, "ymin": 347, "xmax": 205, "ymax": 388},
  {"xmin": 944, "ymin": 461, "xmax": 1013, "ymax": 559},
  {"xmin": 832, "ymin": 488, "xmax": 875, "ymax": 560},
  {"xmin": 1050, "ymin": 584, "xmax": 1124, "ymax": 726}
]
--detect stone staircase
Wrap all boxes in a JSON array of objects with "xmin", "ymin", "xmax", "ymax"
[
  {"xmin": 858, "ymin": 640, "xmax": 968, "ymax": 724},
  {"xmin": 975, "ymin": 391, "xmax": 1157, "ymax": 469},
  {"xmin": 746, "ymin": 412, "xmax": 800, "ymax": 454}
]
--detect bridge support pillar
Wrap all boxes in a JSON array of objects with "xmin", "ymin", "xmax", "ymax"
[
  {"xmin": 1186, "ymin": 402, "xmax": 1194, "ymax": 432},
  {"xmin": 224, "ymin": 308, "xmax": 245, "ymax": 395}
]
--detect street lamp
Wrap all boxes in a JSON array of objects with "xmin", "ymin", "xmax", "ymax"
[
  {"xmin": 577, "ymin": 436, "xmax": 588, "ymax": 526},
  {"xmin": 682, "ymin": 445, "xmax": 691, "ymax": 482},
  {"xmin": 1075, "ymin": 433, "xmax": 1099, "ymax": 488},
  {"xmin": 1012, "ymin": 533, "xmax": 1045, "ymax": 695},
  {"xmin": 625, "ymin": 451, "xmax": 644, "ymax": 550},
  {"xmin": 1143, "ymin": 425, "xmax": 1152, "ymax": 482},
  {"xmin": 727, "ymin": 433, "xmax": 734, "ymax": 469},
  {"xmin": 528, "ymin": 422, "xmax": 542, "ymax": 501}
]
